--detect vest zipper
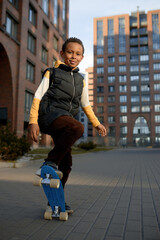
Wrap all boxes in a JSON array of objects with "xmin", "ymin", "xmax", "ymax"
[{"xmin": 69, "ymin": 71, "xmax": 75, "ymax": 113}]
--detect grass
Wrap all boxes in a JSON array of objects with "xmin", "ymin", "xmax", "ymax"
[{"xmin": 28, "ymin": 146, "xmax": 112, "ymax": 160}]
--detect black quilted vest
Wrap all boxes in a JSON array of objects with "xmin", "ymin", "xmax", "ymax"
[{"xmin": 38, "ymin": 64, "xmax": 84, "ymax": 134}]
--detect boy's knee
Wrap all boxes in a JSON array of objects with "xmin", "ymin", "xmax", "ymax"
[{"xmin": 72, "ymin": 121, "xmax": 84, "ymax": 137}]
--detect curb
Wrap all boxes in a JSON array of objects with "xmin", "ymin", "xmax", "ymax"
[{"xmin": 0, "ymin": 158, "xmax": 43, "ymax": 168}]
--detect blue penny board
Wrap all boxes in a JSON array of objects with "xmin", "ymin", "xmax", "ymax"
[{"xmin": 41, "ymin": 165, "xmax": 65, "ymax": 213}]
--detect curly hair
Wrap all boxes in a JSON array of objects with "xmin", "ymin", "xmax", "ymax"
[{"xmin": 62, "ymin": 37, "xmax": 84, "ymax": 54}]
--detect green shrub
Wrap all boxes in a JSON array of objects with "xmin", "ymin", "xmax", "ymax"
[
  {"xmin": 0, "ymin": 125, "xmax": 31, "ymax": 161},
  {"xmin": 77, "ymin": 141, "xmax": 97, "ymax": 151}
]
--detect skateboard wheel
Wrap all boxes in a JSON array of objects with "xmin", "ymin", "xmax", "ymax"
[
  {"xmin": 59, "ymin": 212, "xmax": 68, "ymax": 221},
  {"xmin": 50, "ymin": 179, "xmax": 60, "ymax": 188},
  {"xmin": 33, "ymin": 177, "xmax": 42, "ymax": 187},
  {"xmin": 44, "ymin": 211, "xmax": 52, "ymax": 220}
]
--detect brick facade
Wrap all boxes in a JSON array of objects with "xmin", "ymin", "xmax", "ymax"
[{"xmin": 0, "ymin": 0, "xmax": 69, "ymax": 145}]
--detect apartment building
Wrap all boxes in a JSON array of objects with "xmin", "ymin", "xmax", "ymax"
[
  {"xmin": 0, "ymin": 0, "xmax": 69, "ymax": 144},
  {"xmin": 85, "ymin": 67, "xmax": 94, "ymax": 137},
  {"xmin": 94, "ymin": 9, "xmax": 160, "ymax": 146}
]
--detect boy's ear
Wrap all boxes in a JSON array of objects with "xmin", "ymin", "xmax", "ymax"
[{"xmin": 60, "ymin": 50, "xmax": 64, "ymax": 58}]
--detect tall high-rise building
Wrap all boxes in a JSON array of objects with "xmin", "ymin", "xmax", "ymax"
[
  {"xmin": 0, "ymin": 0, "xmax": 69, "ymax": 144},
  {"xmin": 94, "ymin": 9, "xmax": 160, "ymax": 147},
  {"xmin": 85, "ymin": 67, "xmax": 94, "ymax": 137}
]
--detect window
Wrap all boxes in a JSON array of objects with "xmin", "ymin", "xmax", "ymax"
[
  {"xmin": 154, "ymin": 84, "xmax": 160, "ymax": 91},
  {"xmin": 130, "ymin": 65, "xmax": 139, "ymax": 72},
  {"xmin": 108, "ymin": 106, "xmax": 115, "ymax": 113},
  {"xmin": 42, "ymin": 21, "xmax": 49, "ymax": 40},
  {"xmin": 119, "ymin": 55, "xmax": 126, "ymax": 62},
  {"xmin": 97, "ymin": 106, "xmax": 104, "ymax": 113},
  {"xmin": 28, "ymin": 4, "xmax": 36, "ymax": 26},
  {"xmin": 155, "ymin": 104, "xmax": 160, "ymax": 112},
  {"xmin": 119, "ymin": 75, "xmax": 126, "ymax": 82},
  {"xmin": 26, "ymin": 60, "xmax": 35, "ymax": 83},
  {"xmin": 6, "ymin": 13, "xmax": 18, "ymax": 40},
  {"xmin": 141, "ymin": 75, "xmax": 149, "ymax": 82},
  {"xmin": 154, "ymin": 73, "xmax": 160, "ymax": 81},
  {"xmin": 53, "ymin": 35, "xmax": 58, "ymax": 51},
  {"xmin": 120, "ymin": 105, "xmax": 127, "ymax": 113},
  {"xmin": 131, "ymin": 96, "xmax": 139, "ymax": 103},
  {"xmin": 141, "ymin": 64, "xmax": 149, "ymax": 72},
  {"xmin": 155, "ymin": 126, "xmax": 160, "ymax": 134},
  {"xmin": 62, "ymin": 0, "xmax": 66, "ymax": 36},
  {"xmin": 140, "ymin": 54, "xmax": 149, "ymax": 62},
  {"xmin": 130, "ymin": 75, "xmax": 139, "ymax": 82},
  {"xmin": 152, "ymin": 14, "xmax": 160, "ymax": 50},
  {"xmin": 42, "ymin": 0, "xmax": 48, "ymax": 15},
  {"xmin": 108, "ymin": 116, "xmax": 115, "ymax": 123},
  {"xmin": 97, "ymin": 67, "xmax": 104, "ymax": 74},
  {"xmin": 25, "ymin": 91, "xmax": 33, "ymax": 113},
  {"xmin": 108, "ymin": 76, "xmax": 115, "ymax": 83},
  {"xmin": 97, "ymin": 76, "xmax": 104, "ymax": 83},
  {"xmin": 108, "ymin": 66, "xmax": 115, "ymax": 73},
  {"xmin": 98, "ymin": 116, "xmax": 104, "ymax": 123},
  {"xmin": 153, "ymin": 63, "xmax": 160, "ymax": 70},
  {"xmin": 120, "ymin": 95, "xmax": 127, "ymax": 102},
  {"xmin": 109, "ymin": 126, "xmax": 115, "ymax": 135},
  {"xmin": 119, "ymin": 18, "xmax": 126, "ymax": 53},
  {"xmin": 108, "ymin": 19, "xmax": 114, "ymax": 53},
  {"xmin": 142, "ymin": 106, "xmax": 150, "ymax": 112},
  {"xmin": 97, "ymin": 96, "xmax": 104, "ymax": 103},
  {"xmin": 133, "ymin": 117, "xmax": 149, "ymax": 134},
  {"xmin": 108, "ymin": 96, "xmax": 115, "ymax": 103},
  {"xmin": 131, "ymin": 86, "xmax": 138, "ymax": 92},
  {"xmin": 119, "ymin": 85, "xmax": 127, "ymax": 92},
  {"xmin": 108, "ymin": 56, "xmax": 115, "ymax": 63},
  {"xmin": 97, "ymin": 57, "xmax": 104, "ymax": 64},
  {"xmin": 9, "ymin": 0, "xmax": 18, "ymax": 8},
  {"xmin": 97, "ymin": 86, "xmax": 104, "ymax": 93},
  {"xmin": 27, "ymin": 32, "xmax": 36, "ymax": 54},
  {"xmin": 141, "ymin": 85, "xmax": 150, "ymax": 92},
  {"xmin": 155, "ymin": 115, "xmax": 160, "ymax": 123},
  {"xmin": 141, "ymin": 95, "xmax": 150, "ymax": 102},
  {"xmin": 53, "ymin": 0, "xmax": 58, "ymax": 27},
  {"xmin": 130, "ymin": 47, "xmax": 138, "ymax": 54},
  {"xmin": 131, "ymin": 106, "xmax": 140, "ymax": 112},
  {"xmin": 153, "ymin": 53, "xmax": 160, "ymax": 60},
  {"xmin": 108, "ymin": 86, "xmax": 115, "ymax": 93},
  {"xmin": 120, "ymin": 116, "xmax": 127, "ymax": 123},
  {"xmin": 119, "ymin": 65, "xmax": 126, "ymax": 72},
  {"xmin": 97, "ymin": 20, "xmax": 104, "ymax": 54},
  {"xmin": 154, "ymin": 94, "xmax": 160, "ymax": 101},
  {"xmin": 120, "ymin": 126, "xmax": 127, "ymax": 134},
  {"xmin": 41, "ymin": 45, "xmax": 48, "ymax": 64},
  {"xmin": 130, "ymin": 55, "xmax": 138, "ymax": 62}
]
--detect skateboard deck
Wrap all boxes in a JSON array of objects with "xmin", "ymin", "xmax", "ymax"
[{"xmin": 34, "ymin": 165, "xmax": 68, "ymax": 221}]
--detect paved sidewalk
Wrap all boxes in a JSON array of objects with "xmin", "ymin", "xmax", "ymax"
[{"xmin": 1, "ymin": 148, "xmax": 160, "ymax": 240}]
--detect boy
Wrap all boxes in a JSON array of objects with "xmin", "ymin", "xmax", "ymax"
[{"xmin": 28, "ymin": 37, "xmax": 108, "ymax": 213}]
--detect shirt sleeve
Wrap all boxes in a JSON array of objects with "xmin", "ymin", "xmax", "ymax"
[
  {"xmin": 81, "ymin": 80, "xmax": 100, "ymax": 127},
  {"xmin": 29, "ymin": 71, "xmax": 50, "ymax": 124}
]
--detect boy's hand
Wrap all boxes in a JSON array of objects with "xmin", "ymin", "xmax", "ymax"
[
  {"xmin": 28, "ymin": 124, "xmax": 39, "ymax": 142},
  {"xmin": 95, "ymin": 124, "xmax": 108, "ymax": 137}
]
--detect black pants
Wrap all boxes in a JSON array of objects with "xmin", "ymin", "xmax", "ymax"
[{"xmin": 45, "ymin": 115, "xmax": 84, "ymax": 188}]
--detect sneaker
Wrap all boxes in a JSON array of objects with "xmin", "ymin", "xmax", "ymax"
[
  {"xmin": 35, "ymin": 161, "xmax": 63, "ymax": 179},
  {"xmin": 65, "ymin": 203, "xmax": 74, "ymax": 214}
]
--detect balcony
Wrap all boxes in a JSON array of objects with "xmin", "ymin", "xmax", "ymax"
[
  {"xmin": 130, "ymin": 29, "xmax": 138, "ymax": 37},
  {"xmin": 130, "ymin": 38, "xmax": 138, "ymax": 46},
  {"xmin": 139, "ymin": 28, "xmax": 148, "ymax": 36}
]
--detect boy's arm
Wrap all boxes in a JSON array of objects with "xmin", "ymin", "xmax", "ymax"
[
  {"xmin": 81, "ymin": 80, "xmax": 108, "ymax": 136},
  {"xmin": 28, "ymin": 71, "xmax": 50, "ymax": 142}
]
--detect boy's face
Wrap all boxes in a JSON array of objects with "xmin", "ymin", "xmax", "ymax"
[{"xmin": 60, "ymin": 42, "xmax": 84, "ymax": 69}]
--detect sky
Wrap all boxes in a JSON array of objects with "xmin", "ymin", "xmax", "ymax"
[{"xmin": 69, "ymin": 0, "xmax": 160, "ymax": 73}]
